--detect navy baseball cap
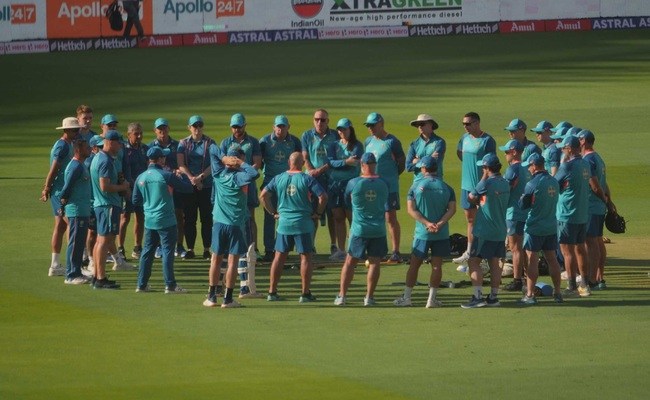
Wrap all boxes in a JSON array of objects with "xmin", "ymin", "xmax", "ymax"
[
  {"xmin": 154, "ymin": 118, "xmax": 169, "ymax": 128},
  {"xmin": 188, "ymin": 115, "xmax": 204, "ymax": 126},
  {"xmin": 364, "ymin": 112, "xmax": 383, "ymax": 126},
  {"xmin": 101, "ymin": 114, "xmax": 118, "ymax": 125},
  {"xmin": 504, "ymin": 118, "xmax": 527, "ymax": 131},
  {"xmin": 147, "ymin": 146, "xmax": 171, "ymax": 160},
  {"xmin": 522, "ymin": 153, "xmax": 545, "ymax": 167},
  {"xmin": 550, "ymin": 121, "xmax": 572, "ymax": 132},
  {"xmin": 361, "ymin": 152, "xmax": 377, "ymax": 164},
  {"xmin": 419, "ymin": 155, "xmax": 437, "ymax": 169},
  {"xmin": 336, "ymin": 118, "xmax": 353, "ymax": 129},
  {"xmin": 104, "ymin": 130, "xmax": 122, "ymax": 141},
  {"xmin": 531, "ymin": 121, "xmax": 553, "ymax": 133},
  {"xmin": 476, "ymin": 153, "xmax": 500, "ymax": 167},
  {"xmin": 499, "ymin": 139, "xmax": 524, "ymax": 152},
  {"xmin": 230, "ymin": 113, "xmax": 246, "ymax": 127}
]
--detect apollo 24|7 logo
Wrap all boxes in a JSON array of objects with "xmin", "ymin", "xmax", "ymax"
[{"xmin": 0, "ymin": 4, "xmax": 37, "ymax": 24}]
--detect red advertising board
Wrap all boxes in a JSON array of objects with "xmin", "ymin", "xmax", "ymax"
[
  {"xmin": 545, "ymin": 19, "xmax": 592, "ymax": 32},
  {"xmin": 46, "ymin": 0, "xmax": 153, "ymax": 39},
  {"xmin": 138, "ymin": 34, "xmax": 184, "ymax": 48},
  {"xmin": 182, "ymin": 33, "xmax": 228, "ymax": 46}
]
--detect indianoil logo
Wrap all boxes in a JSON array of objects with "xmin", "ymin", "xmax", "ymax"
[{"xmin": 292, "ymin": 0, "xmax": 323, "ymax": 19}]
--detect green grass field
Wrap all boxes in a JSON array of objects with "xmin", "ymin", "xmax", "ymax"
[{"xmin": 1, "ymin": 29, "xmax": 650, "ymax": 399}]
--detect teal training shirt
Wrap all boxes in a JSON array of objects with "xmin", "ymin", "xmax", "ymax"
[
  {"xmin": 583, "ymin": 150, "xmax": 607, "ymax": 216},
  {"xmin": 178, "ymin": 135, "xmax": 215, "ymax": 188},
  {"xmin": 90, "ymin": 150, "xmax": 121, "ymax": 208},
  {"xmin": 220, "ymin": 133, "xmax": 262, "ymax": 166},
  {"xmin": 345, "ymin": 175, "xmax": 389, "ymax": 238},
  {"xmin": 301, "ymin": 128, "xmax": 338, "ymax": 171},
  {"xmin": 542, "ymin": 141, "xmax": 561, "ymax": 172},
  {"xmin": 471, "ymin": 174, "xmax": 510, "ymax": 241},
  {"xmin": 60, "ymin": 158, "xmax": 91, "ymax": 218},
  {"xmin": 519, "ymin": 171, "xmax": 559, "ymax": 236},
  {"xmin": 405, "ymin": 133, "xmax": 446, "ymax": 182},
  {"xmin": 327, "ymin": 140, "xmax": 364, "ymax": 183},
  {"xmin": 457, "ymin": 132, "xmax": 497, "ymax": 191},
  {"xmin": 49, "ymin": 138, "xmax": 73, "ymax": 197},
  {"xmin": 364, "ymin": 133, "xmax": 405, "ymax": 193},
  {"xmin": 407, "ymin": 174, "xmax": 456, "ymax": 241},
  {"xmin": 212, "ymin": 163, "xmax": 260, "ymax": 226},
  {"xmin": 503, "ymin": 162, "xmax": 531, "ymax": 222},
  {"xmin": 555, "ymin": 155, "xmax": 590, "ymax": 224},
  {"xmin": 265, "ymin": 171, "xmax": 324, "ymax": 235},
  {"xmin": 521, "ymin": 137, "xmax": 542, "ymax": 162},
  {"xmin": 132, "ymin": 164, "xmax": 193, "ymax": 230},
  {"xmin": 259, "ymin": 132, "xmax": 302, "ymax": 184}
]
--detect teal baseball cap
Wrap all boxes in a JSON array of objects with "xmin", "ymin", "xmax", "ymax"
[
  {"xmin": 504, "ymin": 118, "xmax": 526, "ymax": 131},
  {"xmin": 419, "ymin": 155, "xmax": 437, "ymax": 169},
  {"xmin": 361, "ymin": 152, "xmax": 377, "ymax": 164},
  {"xmin": 561, "ymin": 135, "xmax": 580, "ymax": 148},
  {"xmin": 154, "ymin": 118, "xmax": 169, "ymax": 128},
  {"xmin": 147, "ymin": 146, "xmax": 171, "ymax": 160},
  {"xmin": 101, "ymin": 114, "xmax": 118, "ymax": 125},
  {"xmin": 230, "ymin": 113, "xmax": 246, "ymax": 127},
  {"xmin": 188, "ymin": 115, "xmax": 204, "ymax": 126},
  {"xmin": 499, "ymin": 139, "xmax": 524, "ymax": 152},
  {"xmin": 550, "ymin": 126, "xmax": 568, "ymax": 140},
  {"xmin": 226, "ymin": 145, "xmax": 244, "ymax": 157},
  {"xmin": 566, "ymin": 126, "xmax": 581, "ymax": 136},
  {"xmin": 578, "ymin": 129, "xmax": 595, "ymax": 143},
  {"xmin": 522, "ymin": 153, "xmax": 545, "ymax": 167},
  {"xmin": 364, "ymin": 112, "xmax": 383, "ymax": 126},
  {"xmin": 531, "ymin": 121, "xmax": 553, "ymax": 133},
  {"xmin": 274, "ymin": 115, "xmax": 289, "ymax": 127},
  {"xmin": 336, "ymin": 118, "xmax": 353, "ymax": 129},
  {"xmin": 550, "ymin": 121, "xmax": 572, "ymax": 132},
  {"xmin": 89, "ymin": 135, "xmax": 104, "ymax": 147},
  {"xmin": 104, "ymin": 130, "xmax": 122, "ymax": 141},
  {"xmin": 476, "ymin": 153, "xmax": 500, "ymax": 167}
]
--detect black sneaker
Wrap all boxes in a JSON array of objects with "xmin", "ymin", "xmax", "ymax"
[
  {"xmin": 262, "ymin": 251, "xmax": 275, "ymax": 262},
  {"xmin": 382, "ymin": 251, "xmax": 402, "ymax": 263},
  {"xmin": 185, "ymin": 250, "xmax": 195, "ymax": 259},
  {"xmin": 118, "ymin": 247, "xmax": 127, "ymax": 261},
  {"xmin": 94, "ymin": 277, "xmax": 121, "ymax": 290},
  {"xmin": 203, "ymin": 250, "xmax": 211, "ymax": 260},
  {"xmin": 485, "ymin": 296, "xmax": 501, "ymax": 307},
  {"xmin": 502, "ymin": 279, "xmax": 523, "ymax": 291}
]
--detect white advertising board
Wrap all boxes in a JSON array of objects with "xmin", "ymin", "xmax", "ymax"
[{"xmin": 0, "ymin": 0, "xmax": 47, "ymax": 41}]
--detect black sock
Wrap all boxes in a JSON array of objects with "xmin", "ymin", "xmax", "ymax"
[
  {"xmin": 225, "ymin": 288, "xmax": 233, "ymax": 301},
  {"xmin": 209, "ymin": 285, "xmax": 216, "ymax": 298}
]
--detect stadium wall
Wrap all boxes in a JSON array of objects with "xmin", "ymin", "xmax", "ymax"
[{"xmin": 1, "ymin": 0, "xmax": 649, "ymax": 54}]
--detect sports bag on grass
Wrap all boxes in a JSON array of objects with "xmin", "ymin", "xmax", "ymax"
[{"xmin": 106, "ymin": 1, "xmax": 123, "ymax": 32}]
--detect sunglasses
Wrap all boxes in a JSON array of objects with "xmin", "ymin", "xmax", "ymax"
[
  {"xmin": 107, "ymin": 123, "xmax": 117, "ymax": 128},
  {"xmin": 232, "ymin": 125, "xmax": 243, "ymax": 129},
  {"xmin": 192, "ymin": 123, "xmax": 204, "ymax": 128},
  {"xmin": 462, "ymin": 121, "xmax": 475, "ymax": 126},
  {"xmin": 414, "ymin": 122, "xmax": 427, "ymax": 127},
  {"xmin": 366, "ymin": 123, "xmax": 376, "ymax": 128},
  {"xmin": 314, "ymin": 118, "xmax": 327, "ymax": 123}
]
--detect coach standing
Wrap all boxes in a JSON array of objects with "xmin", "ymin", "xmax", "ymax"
[
  {"xmin": 123, "ymin": 0, "xmax": 145, "ymax": 41},
  {"xmin": 133, "ymin": 146, "xmax": 193, "ymax": 294}
]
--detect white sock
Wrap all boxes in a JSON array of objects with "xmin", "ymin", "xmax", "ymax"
[
  {"xmin": 490, "ymin": 288, "xmax": 499, "ymax": 299},
  {"xmin": 51, "ymin": 253, "xmax": 60, "ymax": 267},
  {"xmin": 88, "ymin": 256, "xmax": 94, "ymax": 267},
  {"xmin": 428, "ymin": 287, "xmax": 437, "ymax": 301},
  {"xmin": 473, "ymin": 286, "xmax": 482, "ymax": 299},
  {"xmin": 404, "ymin": 286, "xmax": 413, "ymax": 299},
  {"xmin": 466, "ymin": 243, "xmax": 471, "ymax": 255}
]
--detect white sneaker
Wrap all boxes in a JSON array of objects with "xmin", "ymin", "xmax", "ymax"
[
  {"xmin": 364, "ymin": 297, "xmax": 375, "ymax": 307},
  {"xmin": 165, "ymin": 286, "xmax": 188, "ymax": 294},
  {"xmin": 48, "ymin": 264, "xmax": 65, "ymax": 276},
  {"xmin": 334, "ymin": 295, "xmax": 346, "ymax": 306},
  {"xmin": 393, "ymin": 295, "xmax": 412, "ymax": 307},
  {"xmin": 64, "ymin": 276, "xmax": 89, "ymax": 285},
  {"xmin": 221, "ymin": 300, "xmax": 242, "ymax": 308},
  {"xmin": 81, "ymin": 267, "xmax": 94, "ymax": 278},
  {"xmin": 136, "ymin": 284, "xmax": 152, "ymax": 293},
  {"xmin": 203, "ymin": 296, "xmax": 218, "ymax": 307},
  {"xmin": 561, "ymin": 271, "xmax": 568, "ymax": 280},
  {"xmin": 328, "ymin": 249, "xmax": 347, "ymax": 261},
  {"xmin": 238, "ymin": 291, "xmax": 265, "ymax": 299},
  {"xmin": 452, "ymin": 251, "xmax": 469, "ymax": 264},
  {"xmin": 112, "ymin": 257, "xmax": 137, "ymax": 271},
  {"xmin": 426, "ymin": 299, "xmax": 443, "ymax": 308}
]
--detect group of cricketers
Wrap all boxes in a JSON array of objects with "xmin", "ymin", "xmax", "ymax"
[{"xmin": 42, "ymin": 106, "xmax": 615, "ymax": 308}]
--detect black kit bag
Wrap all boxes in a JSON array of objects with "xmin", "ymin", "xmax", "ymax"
[
  {"xmin": 605, "ymin": 210, "xmax": 626, "ymax": 234},
  {"xmin": 106, "ymin": 1, "xmax": 123, "ymax": 32}
]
